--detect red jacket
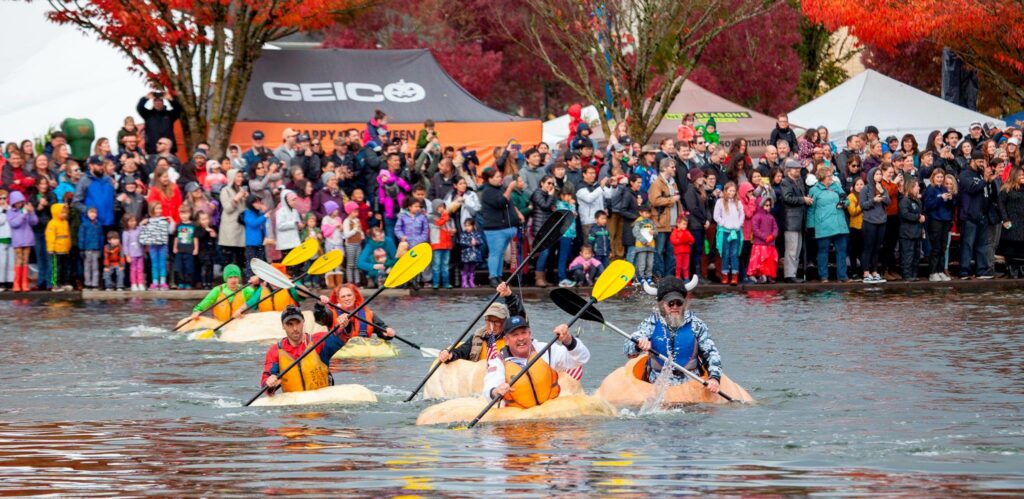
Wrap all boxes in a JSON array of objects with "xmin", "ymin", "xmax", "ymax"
[
  {"xmin": 261, "ymin": 330, "xmax": 344, "ymax": 388},
  {"xmin": 670, "ymin": 228, "xmax": 695, "ymax": 254}
]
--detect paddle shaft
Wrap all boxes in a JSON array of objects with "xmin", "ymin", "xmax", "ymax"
[
  {"xmin": 204, "ymin": 272, "xmax": 312, "ymax": 336},
  {"xmin": 295, "ymin": 288, "xmax": 429, "ymax": 352},
  {"xmin": 403, "ymin": 244, "xmax": 547, "ymax": 402},
  {"xmin": 243, "ymin": 287, "xmax": 385, "ymax": 407},
  {"xmin": 467, "ymin": 297, "xmax": 595, "ymax": 429},
  {"xmin": 174, "ymin": 283, "xmax": 258, "ymax": 332},
  {"xmin": 601, "ymin": 321, "xmax": 735, "ymax": 403}
]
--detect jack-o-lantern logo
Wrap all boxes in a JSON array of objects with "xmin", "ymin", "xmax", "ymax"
[{"xmin": 383, "ymin": 80, "xmax": 426, "ymax": 103}]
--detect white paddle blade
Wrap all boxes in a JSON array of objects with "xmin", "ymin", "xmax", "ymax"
[
  {"xmin": 420, "ymin": 348, "xmax": 441, "ymax": 358},
  {"xmin": 250, "ymin": 258, "xmax": 294, "ymax": 289}
]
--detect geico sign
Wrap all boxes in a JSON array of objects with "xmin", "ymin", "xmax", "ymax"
[{"xmin": 263, "ymin": 79, "xmax": 426, "ymax": 103}]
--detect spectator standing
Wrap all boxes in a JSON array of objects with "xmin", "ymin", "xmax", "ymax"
[
  {"xmin": 781, "ymin": 159, "xmax": 810, "ymax": 282},
  {"xmin": 924, "ymin": 169, "xmax": 955, "ymax": 281},
  {"xmin": 479, "ymin": 168, "xmax": 520, "ymax": 286},
  {"xmin": 898, "ymin": 179, "xmax": 925, "ymax": 281},
  {"xmin": 218, "ymin": 169, "xmax": 247, "ymax": 269},
  {"xmin": 137, "ymin": 92, "xmax": 182, "ymax": 155},
  {"xmin": 998, "ymin": 168, "xmax": 1024, "ymax": 277},
  {"xmin": 648, "ymin": 158, "xmax": 682, "ymax": 278},
  {"xmin": 770, "ymin": 114, "xmax": 798, "ymax": 154},
  {"xmin": 807, "ymin": 167, "xmax": 849, "ymax": 282}
]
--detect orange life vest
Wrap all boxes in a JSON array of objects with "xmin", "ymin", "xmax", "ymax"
[
  {"xmin": 277, "ymin": 336, "xmax": 331, "ymax": 393},
  {"xmin": 502, "ymin": 347, "xmax": 560, "ymax": 409},
  {"xmin": 257, "ymin": 285, "xmax": 298, "ymax": 312},
  {"xmin": 212, "ymin": 285, "xmax": 249, "ymax": 322}
]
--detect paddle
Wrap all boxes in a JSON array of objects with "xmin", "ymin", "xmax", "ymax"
[
  {"xmin": 244, "ymin": 243, "xmax": 432, "ymax": 407},
  {"xmin": 251, "ymin": 256, "xmax": 441, "ymax": 358},
  {"xmin": 173, "ymin": 238, "xmax": 320, "ymax": 333},
  {"xmin": 550, "ymin": 287, "xmax": 738, "ymax": 403},
  {"xmin": 465, "ymin": 260, "xmax": 635, "ymax": 429},
  {"xmin": 191, "ymin": 250, "xmax": 344, "ymax": 340},
  {"xmin": 403, "ymin": 210, "xmax": 575, "ymax": 402}
]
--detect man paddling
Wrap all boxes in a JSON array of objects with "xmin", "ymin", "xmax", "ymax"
[
  {"xmin": 189, "ymin": 264, "xmax": 258, "ymax": 322},
  {"xmin": 437, "ymin": 282, "xmax": 524, "ymax": 363},
  {"xmin": 626, "ymin": 276, "xmax": 722, "ymax": 394},
  {"xmin": 262, "ymin": 305, "xmax": 347, "ymax": 393},
  {"xmin": 483, "ymin": 316, "xmax": 589, "ymax": 408}
]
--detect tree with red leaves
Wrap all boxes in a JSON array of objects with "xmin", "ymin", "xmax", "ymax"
[
  {"xmin": 45, "ymin": 0, "xmax": 363, "ymax": 156},
  {"xmin": 803, "ymin": 0, "xmax": 1024, "ymax": 107}
]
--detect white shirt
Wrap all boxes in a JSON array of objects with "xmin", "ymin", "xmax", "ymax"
[{"xmin": 482, "ymin": 338, "xmax": 590, "ymax": 399}]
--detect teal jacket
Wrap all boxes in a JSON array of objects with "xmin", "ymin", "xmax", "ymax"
[{"xmin": 808, "ymin": 181, "xmax": 849, "ymax": 239}]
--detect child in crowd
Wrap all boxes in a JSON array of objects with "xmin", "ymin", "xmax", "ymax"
[
  {"xmin": 395, "ymin": 198, "xmax": 428, "ymax": 286},
  {"xmin": 6, "ymin": 191, "xmax": 37, "ymax": 292},
  {"xmin": 458, "ymin": 218, "xmax": 483, "ymax": 288},
  {"xmin": 568, "ymin": 244, "xmax": 604, "ymax": 286},
  {"xmin": 116, "ymin": 175, "xmax": 147, "ymax": 223},
  {"xmin": 140, "ymin": 203, "xmax": 173, "ymax": 290},
  {"xmin": 670, "ymin": 217, "xmax": 695, "ymax": 279},
  {"xmin": 203, "ymin": 159, "xmax": 228, "ymax": 194},
  {"xmin": 0, "ymin": 190, "xmax": 12, "ymax": 290},
  {"xmin": 242, "ymin": 195, "xmax": 267, "ymax": 279},
  {"xmin": 676, "ymin": 113, "xmax": 696, "ymax": 144},
  {"xmin": 429, "ymin": 201, "xmax": 454, "ymax": 289},
  {"xmin": 714, "ymin": 182, "xmax": 745, "ymax": 285},
  {"xmin": 321, "ymin": 201, "xmax": 344, "ymax": 290},
  {"xmin": 631, "ymin": 203, "xmax": 656, "ymax": 285},
  {"xmin": 195, "ymin": 211, "xmax": 218, "ymax": 289},
  {"xmin": 371, "ymin": 247, "xmax": 390, "ymax": 287},
  {"xmin": 79, "ymin": 207, "xmax": 103, "ymax": 289},
  {"xmin": 748, "ymin": 196, "xmax": 779, "ymax": 283},
  {"xmin": 121, "ymin": 215, "xmax": 145, "ymax": 291},
  {"xmin": 102, "ymin": 231, "xmax": 125, "ymax": 290},
  {"xmin": 342, "ymin": 201, "xmax": 364, "ymax": 286},
  {"xmin": 298, "ymin": 212, "xmax": 322, "ymax": 287},
  {"xmin": 587, "ymin": 210, "xmax": 611, "ymax": 268},
  {"xmin": 173, "ymin": 206, "xmax": 197, "ymax": 289},
  {"xmin": 349, "ymin": 189, "xmax": 372, "ymax": 232},
  {"xmin": 555, "ymin": 188, "xmax": 578, "ymax": 287},
  {"xmin": 847, "ymin": 177, "xmax": 865, "ymax": 277},
  {"xmin": 899, "ymin": 179, "xmax": 925, "ymax": 281},
  {"xmin": 45, "ymin": 203, "xmax": 71, "ymax": 291}
]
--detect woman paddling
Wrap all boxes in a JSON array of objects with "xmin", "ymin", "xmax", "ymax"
[{"xmin": 313, "ymin": 283, "xmax": 396, "ymax": 342}]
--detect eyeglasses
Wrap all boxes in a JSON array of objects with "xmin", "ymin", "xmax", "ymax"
[
  {"xmin": 666, "ymin": 299, "xmax": 685, "ymax": 308},
  {"xmin": 0, "ymin": 197, "xmax": 7, "ymax": 201},
  {"xmin": 696, "ymin": 141, "xmax": 705, "ymax": 145}
]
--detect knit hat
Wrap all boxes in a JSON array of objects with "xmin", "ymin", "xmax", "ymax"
[
  {"xmin": 222, "ymin": 264, "xmax": 242, "ymax": 282},
  {"xmin": 324, "ymin": 200, "xmax": 339, "ymax": 215},
  {"xmin": 320, "ymin": 171, "xmax": 336, "ymax": 185},
  {"xmin": 344, "ymin": 201, "xmax": 359, "ymax": 214}
]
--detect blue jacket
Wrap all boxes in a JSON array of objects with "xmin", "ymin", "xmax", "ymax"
[
  {"xmin": 923, "ymin": 185, "xmax": 954, "ymax": 222},
  {"xmin": 958, "ymin": 168, "xmax": 991, "ymax": 223},
  {"xmin": 357, "ymin": 237, "xmax": 397, "ymax": 278},
  {"xmin": 78, "ymin": 219, "xmax": 104, "ymax": 251},
  {"xmin": 73, "ymin": 172, "xmax": 115, "ymax": 226},
  {"xmin": 242, "ymin": 209, "xmax": 267, "ymax": 247}
]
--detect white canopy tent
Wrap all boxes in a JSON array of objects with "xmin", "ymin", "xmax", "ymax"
[
  {"xmin": 0, "ymin": 2, "xmax": 149, "ymax": 146},
  {"xmin": 542, "ymin": 105, "xmax": 606, "ymax": 146},
  {"xmin": 789, "ymin": 70, "xmax": 1003, "ymax": 145}
]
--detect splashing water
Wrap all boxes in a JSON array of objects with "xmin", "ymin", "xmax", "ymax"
[{"xmin": 638, "ymin": 351, "xmax": 677, "ymax": 415}]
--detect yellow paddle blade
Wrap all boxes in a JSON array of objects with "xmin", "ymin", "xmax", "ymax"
[
  {"xmin": 384, "ymin": 242, "xmax": 433, "ymax": 288},
  {"xmin": 192, "ymin": 329, "xmax": 216, "ymax": 340},
  {"xmin": 307, "ymin": 249, "xmax": 344, "ymax": 275},
  {"xmin": 592, "ymin": 260, "xmax": 635, "ymax": 302},
  {"xmin": 281, "ymin": 237, "xmax": 320, "ymax": 266}
]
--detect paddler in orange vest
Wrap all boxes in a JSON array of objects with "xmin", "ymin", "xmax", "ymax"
[
  {"xmin": 243, "ymin": 263, "xmax": 304, "ymax": 314},
  {"xmin": 312, "ymin": 283, "xmax": 396, "ymax": 341},
  {"xmin": 436, "ymin": 281, "xmax": 525, "ymax": 363},
  {"xmin": 188, "ymin": 264, "xmax": 258, "ymax": 322},
  {"xmin": 262, "ymin": 305, "xmax": 347, "ymax": 393},
  {"xmin": 483, "ymin": 315, "xmax": 590, "ymax": 409}
]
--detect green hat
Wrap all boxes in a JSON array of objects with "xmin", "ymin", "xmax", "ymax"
[{"xmin": 223, "ymin": 264, "xmax": 242, "ymax": 282}]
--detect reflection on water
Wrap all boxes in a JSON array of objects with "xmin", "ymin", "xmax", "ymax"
[{"xmin": 1, "ymin": 290, "xmax": 1023, "ymax": 494}]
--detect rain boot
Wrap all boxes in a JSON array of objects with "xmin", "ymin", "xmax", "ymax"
[
  {"xmin": 21, "ymin": 265, "xmax": 31, "ymax": 292},
  {"xmin": 535, "ymin": 271, "xmax": 549, "ymax": 288},
  {"xmin": 460, "ymin": 271, "xmax": 468, "ymax": 288},
  {"xmin": 730, "ymin": 273, "xmax": 738, "ymax": 286},
  {"xmin": 469, "ymin": 272, "xmax": 477, "ymax": 288},
  {"xmin": 12, "ymin": 266, "xmax": 23, "ymax": 292}
]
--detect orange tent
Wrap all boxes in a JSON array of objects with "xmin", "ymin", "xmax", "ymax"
[{"xmin": 230, "ymin": 49, "xmax": 540, "ymax": 167}]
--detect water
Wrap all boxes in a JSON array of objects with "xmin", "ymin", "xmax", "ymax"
[{"xmin": 1, "ymin": 289, "xmax": 1022, "ymax": 495}]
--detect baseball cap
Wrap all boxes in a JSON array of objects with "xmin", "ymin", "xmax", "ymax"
[
  {"xmin": 969, "ymin": 121, "xmax": 982, "ymax": 130},
  {"xmin": 501, "ymin": 315, "xmax": 530, "ymax": 336},
  {"xmin": 280, "ymin": 305, "xmax": 304, "ymax": 324},
  {"xmin": 971, "ymin": 150, "xmax": 985, "ymax": 160},
  {"xmin": 297, "ymin": 133, "xmax": 311, "ymax": 142},
  {"xmin": 252, "ymin": 130, "xmax": 265, "ymax": 140},
  {"xmin": 484, "ymin": 302, "xmax": 510, "ymax": 320},
  {"xmin": 1008, "ymin": 137, "xmax": 1021, "ymax": 146},
  {"xmin": 864, "ymin": 125, "xmax": 879, "ymax": 135},
  {"xmin": 283, "ymin": 127, "xmax": 298, "ymax": 139}
]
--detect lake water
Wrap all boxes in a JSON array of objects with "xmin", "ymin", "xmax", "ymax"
[{"xmin": 1, "ymin": 288, "xmax": 1022, "ymax": 495}]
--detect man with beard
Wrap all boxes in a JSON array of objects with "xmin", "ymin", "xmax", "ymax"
[
  {"xmin": 625, "ymin": 276, "xmax": 721, "ymax": 393},
  {"xmin": 483, "ymin": 315, "xmax": 590, "ymax": 408}
]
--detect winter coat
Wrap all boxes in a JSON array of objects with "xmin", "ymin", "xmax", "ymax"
[
  {"xmin": 122, "ymin": 227, "xmax": 144, "ymax": 258},
  {"xmin": 575, "ymin": 182, "xmax": 613, "ymax": 225},
  {"xmin": 958, "ymin": 167, "xmax": 991, "ymax": 223},
  {"xmin": 429, "ymin": 210, "xmax": 454, "ymax": 250},
  {"xmin": 274, "ymin": 190, "xmax": 302, "ymax": 251},
  {"xmin": 770, "ymin": 125, "xmax": 797, "ymax": 153},
  {"xmin": 998, "ymin": 187, "xmax": 1024, "ymax": 243},
  {"xmin": 648, "ymin": 175, "xmax": 682, "ymax": 232},
  {"xmin": 898, "ymin": 196, "xmax": 925, "ymax": 239},
  {"xmin": 458, "ymin": 230, "xmax": 484, "ymax": 263},
  {"xmin": 136, "ymin": 97, "xmax": 181, "ymax": 155},
  {"xmin": 780, "ymin": 176, "xmax": 808, "ymax": 232},
  {"xmin": 555, "ymin": 200, "xmax": 577, "ymax": 239},
  {"xmin": 682, "ymin": 184, "xmax": 708, "ymax": 229},
  {"xmin": 923, "ymin": 185, "xmax": 955, "ymax": 222},
  {"xmin": 631, "ymin": 217, "xmax": 656, "ymax": 250},
  {"xmin": 529, "ymin": 189, "xmax": 557, "ymax": 232},
  {"xmin": 587, "ymin": 224, "xmax": 611, "ymax": 257},
  {"xmin": 847, "ymin": 191, "xmax": 863, "ymax": 230},
  {"xmin": 218, "ymin": 183, "xmax": 246, "ymax": 248},
  {"xmin": 807, "ymin": 181, "xmax": 849, "ymax": 239},
  {"xmin": 395, "ymin": 209, "xmax": 430, "ymax": 246},
  {"xmin": 859, "ymin": 169, "xmax": 891, "ymax": 225},
  {"xmin": 73, "ymin": 172, "xmax": 116, "ymax": 226},
  {"xmin": 751, "ymin": 202, "xmax": 779, "ymax": 246},
  {"xmin": 146, "ymin": 184, "xmax": 184, "ymax": 223},
  {"xmin": 44, "ymin": 204, "xmax": 71, "ymax": 254},
  {"xmin": 6, "ymin": 197, "xmax": 38, "ymax": 248},
  {"xmin": 78, "ymin": 219, "xmax": 104, "ymax": 251},
  {"xmin": 479, "ymin": 183, "xmax": 518, "ymax": 230}
]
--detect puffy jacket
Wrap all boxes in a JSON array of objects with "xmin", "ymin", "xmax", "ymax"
[
  {"xmin": 6, "ymin": 192, "xmax": 38, "ymax": 248},
  {"xmin": 751, "ymin": 203, "xmax": 778, "ymax": 246},
  {"xmin": 807, "ymin": 181, "xmax": 849, "ymax": 239},
  {"xmin": 898, "ymin": 196, "xmax": 924, "ymax": 239},
  {"xmin": 394, "ymin": 209, "xmax": 429, "ymax": 246},
  {"xmin": 274, "ymin": 189, "xmax": 302, "ymax": 251},
  {"xmin": 73, "ymin": 172, "xmax": 116, "ymax": 226},
  {"xmin": 242, "ymin": 196, "xmax": 267, "ymax": 247},
  {"xmin": 78, "ymin": 219, "xmax": 104, "ymax": 251},
  {"xmin": 45, "ymin": 203, "xmax": 71, "ymax": 254},
  {"xmin": 575, "ymin": 182, "xmax": 613, "ymax": 225}
]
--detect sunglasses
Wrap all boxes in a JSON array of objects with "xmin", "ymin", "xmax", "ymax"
[
  {"xmin": 0, "ymin": 197, "xmax": 7, "ymax": 201},
  {"xmin": 666, "ymin": 299, "xmax": 685, "ymax": 308}
]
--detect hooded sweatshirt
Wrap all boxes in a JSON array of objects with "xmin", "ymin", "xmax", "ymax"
[
  {"xmin": 242, "ymin": 195, "xmax": 267, "ymax": 247},
  {"xmin": 274, "ymin": 189, "xmax": 302, "ymax": 251},
  {"xmin": 858, "ymin": 168, "xmax": 891, "ymax": 225},
  {"xmin": 6, "ymin": 191, "xmax": 38, "ymax": 248},
  {"xmin": 395, "ymin": 207, "xmax": 429, "ymax": 246},
  {"xmin": 45, "ymin": 203, "xmax": 71, "ymax": 254},
  {"xmin": 751, "ymin": 198, "xmax": 779, "ymax": 246}
]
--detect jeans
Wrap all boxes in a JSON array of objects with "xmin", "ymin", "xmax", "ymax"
[
  {"xmin": 653, "ymin": 232, "xmax": 675, "ymax": 278},
  {"xmin": 83, "ymin": 250, "xmax": 101, "ymax": 287},
  {"xmin": 244, "ymin": 245, "xmax": 266, "ymax": 279},
  {"xmin": 103, "ymin": 266, "xmax": 124, "ymax": 289},
  {"xmin": 721, "ymin": 234, "xmax": 741, "ymax": 275},
  {"xmin": 861, "ymin": 221, "xmax": 886, "ymax": 274},
  {"xmin": 174, "ymin": 252, "xmax": 194, "ymax": 284},
  {"xmin": 34, "ymin": 236, "xmax": 50, "ymax": 289},
  {"xmin": 689, "ymin": 227, "xmax": 704, "ymax": 278},
  {"xmin": 431, "ymin": 249, "xmax": 451, "ymax": 287},
  {"xmin": 959, "ymin": 219, "xmax": 990, "ymax": 277},
  {"xmin": 148, "ymin": 245, "xmax": 168, "ymax": 284},
  {"xmin": 635, "ymin": 250, "xmax": 654, "ymax": 279},
  {"xmin": 783, "ymin": 231, "xmax": 802, "ymax": 278},
  {"xmin": 816, "ymin": 234, "xmax": 848, "ymax": 280},
  {"xmin": 557, "ymin": 236, "xmax": 573, "ymax": 281},
  {"xmin": 483, "ymin": 227, "xmax": 516, "ymax": 279}
]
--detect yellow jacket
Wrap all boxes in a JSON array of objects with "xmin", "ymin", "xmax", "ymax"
[
  {"xmin": 45, "ymin": 203, "xmax": 71, "ymax": 254},
  {"xmin": 847, "ymin": 192, "xmax": 863, "ymax": 230}
]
